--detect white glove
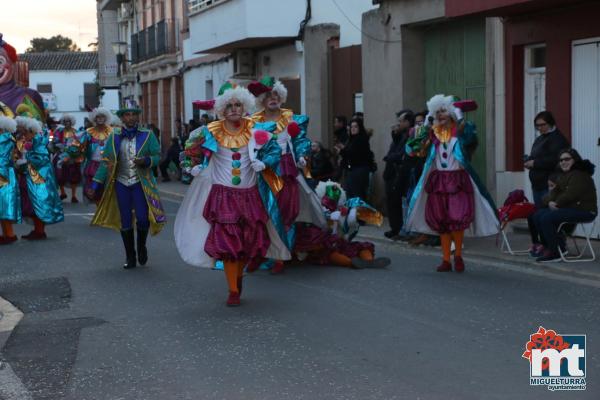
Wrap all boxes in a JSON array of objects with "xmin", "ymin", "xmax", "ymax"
[
  {"xmin": 251, "ymin": 160, "xmax": 266, "ymax": 172},
  {"xmin": 297, "ymin": 157, "xmax": 307, "ymax": 168},
  {"xmin": 191, "ymin": 164, "xmax": 204, "ymax": 177},
  {"xmin": 15, "ymin": 159, "xmax": 27, "ymax": 166},
  {"xmin": 330, "ymin": 210, "xmax": 341, "ymax": 221}
]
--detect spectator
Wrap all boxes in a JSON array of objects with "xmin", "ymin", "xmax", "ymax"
[
  {"xmin": 159, "ymin": 137, "xmax": 182, "ymax": 182},
  {"xmin": 527, "ymin": 174, "xmax": 559, "ymax": 257},
  {"xmin": 531, "ymin": 148, "xmax": 597, "ymax": 262},
  {"xmin": 339, "ymin": 118, "xmax": 373, "ymax": 200},
  {"xmin": 200, "ymin": 113, "xmax": 210, "ymax": 127},
  {"xmin": 524, "ymin": 111, "xmax": 569, "ymax": 208},
  {"xmin": 175, "ymin": 118, "xmax": 186, "ymax": 143},
  {"xmin": 308, "ymin": 141, "xmax": 335, "ymax": 188},
  {"xmin": 383, "ymin": 109, "xmax": 414, "ymax": 238},
  {"xmin": 333, "ymin": 115, "xmax": 348, "ymax": 145}
]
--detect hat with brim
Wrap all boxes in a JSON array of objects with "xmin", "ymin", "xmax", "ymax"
[
  {"xmin": 247, "ymin": 76, "xmax": 276, "ymax": 97},
  {"xmin": 116, "ymin": 108, "xmax": 142, "ymax": 117}
]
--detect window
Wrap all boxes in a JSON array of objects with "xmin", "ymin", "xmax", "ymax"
[
  {"xmin": 37, "ymin": 83, "xmax": 52, "ymax": 93},
  {"xmin": 83, "ymin": 83, "xmax": 99, "ymax": 109},
  {"xmin": 526, "ymin": 45, "xmax": 546, "ymax": 70}
]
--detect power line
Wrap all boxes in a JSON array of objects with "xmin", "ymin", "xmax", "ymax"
[{"xmin": 330, "ymin": 0, "xmax": 402, "ymax": 44}]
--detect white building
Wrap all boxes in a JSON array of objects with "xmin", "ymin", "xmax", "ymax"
[
  {"xmin": 19, "ymin": 52, "xmax": 119, "ymax": 128},
  {"xmin": 184, "ymin": 0, "xmax": 376, "ymax": 143}
]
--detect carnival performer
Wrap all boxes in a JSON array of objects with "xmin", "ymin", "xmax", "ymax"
[
  {"xmin": 0, "ymin": 34, "xmax": 44, "ymax": 120},
  {"xmin": 294, "ymin": 180, "xmax": 390, "ymax": 269},
  {"xmin": 405, "ymin": 95, "xmax": 498, "ymax": 272},
  {"xmin": 83, "ymin": 108, "xmax": 113, "ymax": 203},
  {"xmin": 0, "ymin": 105, "xmax": 20, "ymax": 244},
  {"xmin": 52, "ymin": 114, "xmax": 84, "ymax": 202},
  {"xmin": 247, "ymin": 76, "xmax": 324, "ymax": 274},
  {"xmin": 88, "ymin": 106, "xmax": 165, "ymax": 269},
  {"xmin": 175, "ymin": 82, "xmax": 290, "ymax": 307},
  {"xmin": 14, "ymin": 105, "xmax": 64, "ymax": 239}
]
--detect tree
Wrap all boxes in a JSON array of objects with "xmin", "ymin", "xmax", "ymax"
[{"xmin": 26, "ymin": 35, "xmax": 81, "ymax": 53}]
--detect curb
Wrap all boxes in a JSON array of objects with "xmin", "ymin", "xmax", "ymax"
[
  {"xmin": 359, "ymin": 232, "xmax": 600, "ymax": 284},
  {"xmin": 0, "ymin": 296, "xmax": 23, "ymax": 352}
]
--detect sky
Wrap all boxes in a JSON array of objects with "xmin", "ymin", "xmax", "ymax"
[{"xmin": 3, "ymin": 0, "xmax": 98, "ymax": 53}]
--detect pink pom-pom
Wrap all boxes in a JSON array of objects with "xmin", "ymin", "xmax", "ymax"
[
  {"xmin": 24, "ymin": 142, "xmax": 33, "ymax": 151},
  {"xmin": 287, "ymin": 121, "xmax": 300, "ymax": 138},
  {"xmin": 254, "ymin": 130, "xmax": 270, "ymax": 146},
  {"xmin": 453, "ymin": 99, "xmax": 478, "ymax": 112}
]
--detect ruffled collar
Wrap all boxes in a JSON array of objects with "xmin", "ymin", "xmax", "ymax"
[
  {"xmin": 208, "ymin": 118, "xmax": 253, "ymax": 149},
  {"xmin": 252, "ymin": 108, "xmax": 294, "ymax": 134},
  {"xmin": 87, "ymin": 125, "xmax": 111, "ymax": 141}
]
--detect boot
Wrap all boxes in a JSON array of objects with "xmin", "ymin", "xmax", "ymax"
[
  {"xmin": 137, "ymin": 228, "xmax": 149, "ymax": 266},
  {"xmin": 120, "ymin": 229, "xmax": 137, "ymax": 269}
]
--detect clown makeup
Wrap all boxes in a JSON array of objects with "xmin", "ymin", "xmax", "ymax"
[
  {"xmin": 224, "ymin": 100, "xmax": 243, "ymax": 123},
  {"xmin": 435, "ymin": 108, "xmax": 451, "ymax": 126},
  {"xmin": 95, "ymin": 115, "xmax": 107, "ymax": 126},
  {"xmin": 262, "ymin": 91, "xmax": 281, "ymax": 112},
  {"xmin": 0, "ymin": 51, "xmax": 14, "ymax": 85}
]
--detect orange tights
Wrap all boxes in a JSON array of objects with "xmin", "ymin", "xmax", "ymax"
[
  {"xmin": 223, "ymin": 260, "xmax": 246, "ymax": 293},
  {"xmin": 440, "ymin": 230, "xmax": 464, "ymax": 262},
  {"xmin": 1, "ymin": 220, "xmax": 15, "ymax": 238},
  {"xmin": 329, "ymin": 249, "xmax": 373, "ymax": 268}
]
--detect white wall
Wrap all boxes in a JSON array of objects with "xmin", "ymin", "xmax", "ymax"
[
  {"xmin": 183, "ymin": 59, "xmax": 233, "ymax": 122},
  {"xmin": 100, "ymin": 88, "xmax": 120, "ymax": 112},
  {"xmin": 28, "ymin": 70, "xmax": 97, "ymax": 128},
  {"xmin": 256, "ymin": 44, "xmax": 305, "ymax": 112},
  {"xmin": 310, "ymin": 0, "xmax": 377, "ymax": 46}
]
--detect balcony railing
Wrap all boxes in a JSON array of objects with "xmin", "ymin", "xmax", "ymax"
[
  {"xmin": 131, "ymin": 19, "xmax": 179, "ymax": 64},
  {"xmin": 188, "ymin": 0, "xmax": 228, "ymax": 15}
]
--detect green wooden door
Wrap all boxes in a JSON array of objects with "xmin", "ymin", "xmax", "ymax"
[{"xmin": 425, "ymin": 19, "xmax": 487, "ymax": 182}]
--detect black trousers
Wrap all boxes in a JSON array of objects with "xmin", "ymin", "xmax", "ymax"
[
  {"xmin": 343, "ymin": 165, "xmax": 370, "ymax": 200},
  {"xmin": 160, "ymin": 154, "xmax": 181, "ymax": 179},
  {"xmin": 385, "ymin": 181, "xmax": 403, "ymax": 233}
]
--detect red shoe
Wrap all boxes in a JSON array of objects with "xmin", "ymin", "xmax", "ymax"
[
  {"xmin": 226, "ymin": 291, "xmax": 240, "ymax": 307},
  {"xmin": 436, "ymin": 261, "xmax": 452, "ymax": 272},
  {"xmin": 270, "ymin": 261, "xmax": 285, "ymax": 275},
  {"xmin": 22, "ymin": 231, "xmax": 47, "ymax": 240},
  {"xmin": 454, "ymin": 256, "xmax": 465, "ymax": 273},
  {"xmin": 0, "ymin": 236, "xmax": 18, "ymax": 245},
  {"xmin": 245, "ymin": 258, "xmax": 262, "ymax": 273}
]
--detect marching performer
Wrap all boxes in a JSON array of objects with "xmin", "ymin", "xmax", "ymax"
[
  {"xmin": 247, "ymin": 76, "xmax": 322, "ymax": 274},
  {"xmin": 52, "ymin": 114, "xmax": 83, "ymax": 202},
  {"xmin": 405, "ymin": 95, "xmax": 498, "ymax": 272},
  {"xmin": 175, "ymin": 82, "xmax": 290, "ymax": 306},
  {"xmin": 0, "ymin": 106, "xmax": 20, "ymax": 244},
  {"xmin": 89, "ymin": 106, "xmax": 165, "ymax": 269},
  {"xmin": 14, "ymin": 105, "xmax": 64, "ymax": 239},
  {"xmin": 83, "ymin": 108, "xmax": 113, "ymax": 203}
]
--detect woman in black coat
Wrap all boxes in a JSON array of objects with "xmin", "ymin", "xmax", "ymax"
[
  {"xmin": 524, "ymin": 111, "xmax": 569, "ymax": 208},
  {"xmin": 339, "ymin": 118, "xmax": 374, "ymax": 200}
]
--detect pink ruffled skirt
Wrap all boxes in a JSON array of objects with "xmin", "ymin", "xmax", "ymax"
[
  {"xmin": 203, "ymin": 184, "xmax": 270, "ymax": 261},
  {"xmin": 276, "ymin": 153, "xmax": 300, "ymax": 228},
  {"xmin": 424, "ymin": 170, "xmax": 474, "ymax": 233}
]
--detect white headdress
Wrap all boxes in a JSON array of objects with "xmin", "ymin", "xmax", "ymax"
[
  {"xmin": 60, "ymin": 114, "xmax": 77, "ymax": 126},
  {"xmin": 426, "ymin": 94, "xmax": 461, "ymax": 125},
  {"xmin": 213, "ymin": 84, "xmax": 255, "ymax": 118},
  {"xmin": 89, "ymin": 107, "xmax": 113, "ymax": 126},
  {"xmin": 0, "ymin": 116, "xmax": 17, "ymax": 133}
]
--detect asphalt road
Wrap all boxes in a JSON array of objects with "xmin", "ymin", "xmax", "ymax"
[{"xmin": 0, "ymin": 196, "xmax": 598, "ymax": 400}]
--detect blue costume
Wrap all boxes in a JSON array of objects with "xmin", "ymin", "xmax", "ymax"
[{"xmin": 91, "ymin": 120, "xmax": 166, "ymax": 269}]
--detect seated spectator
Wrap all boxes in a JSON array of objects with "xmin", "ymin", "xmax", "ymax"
[
  {"xmin": 527, "ymin": 174, "xmax": 558, "ymax": 257},
  {"xmin": 530, "ymin": 148, "xmax": 597, "ymax": 262},
  {"xmin": 308, "ymin": 141, "xmax": 335, "ymax": 187}
]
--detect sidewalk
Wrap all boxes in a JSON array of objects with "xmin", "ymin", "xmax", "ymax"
[{"xmin": 157, "ymin": 181, "xmax": 600, "ymax": 282}]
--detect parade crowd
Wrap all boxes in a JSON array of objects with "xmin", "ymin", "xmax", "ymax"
[{"xmin": 1, "ymin": 33, "xmax": 597, "ymax": 307}]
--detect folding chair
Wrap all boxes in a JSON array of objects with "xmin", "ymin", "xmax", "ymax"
[
  {"xmin": 499, "ymin": 219, "xmax": 530, "ymax": 255},
  {"xmin": 557, "ymin": 219, "xmax": 596, "ymax": 262}
]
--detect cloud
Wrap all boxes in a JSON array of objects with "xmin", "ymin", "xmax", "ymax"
[{"xmin": 3, "ymin": 0, "xmax": 97, "ymax": 52}]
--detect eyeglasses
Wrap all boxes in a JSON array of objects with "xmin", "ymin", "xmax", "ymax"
[{"xmin": 559, "ymin": 157, "xmax": 573, "ymax": 162}]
